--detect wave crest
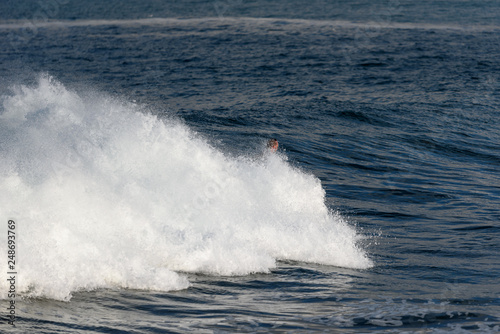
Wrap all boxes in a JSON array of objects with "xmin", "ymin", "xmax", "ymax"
[{"xmin": 0, "ymin": 74, "xmax": 371, "ymax": 301}]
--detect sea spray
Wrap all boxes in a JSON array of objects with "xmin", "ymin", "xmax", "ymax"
[{"xmin": 0, "ymin": 74, "xmax": 372, "ymax": 301}]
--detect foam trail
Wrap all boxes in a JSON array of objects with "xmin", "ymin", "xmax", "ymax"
[{"xmin": 0, "ymin": 74, "xmax": 372, "ymax": 301}]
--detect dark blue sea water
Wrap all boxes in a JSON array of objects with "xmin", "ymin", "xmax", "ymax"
[{"xmin": 1, "ymin": 1, "xmax": 499, "ymax": 333}]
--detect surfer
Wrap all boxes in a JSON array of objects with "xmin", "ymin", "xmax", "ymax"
[{"xmin": 267, "ymin": 138, "xmax": 279, "ymax": 152}]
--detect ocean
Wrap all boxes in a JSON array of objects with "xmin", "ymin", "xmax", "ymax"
[{"xmin": 0, "ymin": 1, "xmax": 499, "ymax": 333}]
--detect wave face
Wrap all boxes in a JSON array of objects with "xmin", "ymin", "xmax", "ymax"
[{"xmin": 0, "ymin": 75, "xmax": 371, "ymax": 301}]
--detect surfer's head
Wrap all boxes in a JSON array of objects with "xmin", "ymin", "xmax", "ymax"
[{"xmin": 267, "ymin": 138, "xmax": 279, "ymax": 152}]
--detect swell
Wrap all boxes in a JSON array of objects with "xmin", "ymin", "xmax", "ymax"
[{"xmin": 0, "ymin": 17, "xmax": 498, "ymax": 32}]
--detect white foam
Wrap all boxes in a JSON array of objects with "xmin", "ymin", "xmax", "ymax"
[{"xmin": 0, "ymin": 74, "xmax": 371, "ymax": 301}]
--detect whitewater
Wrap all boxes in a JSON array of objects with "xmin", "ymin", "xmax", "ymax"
[{"xmin": 0, "ymin": 75, "xmax": 371, "ymax": 301}]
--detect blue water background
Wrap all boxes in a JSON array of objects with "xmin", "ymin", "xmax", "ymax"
[{"xmin": 1, "ymin": 1, "xmax": 499, "ymax": 332}]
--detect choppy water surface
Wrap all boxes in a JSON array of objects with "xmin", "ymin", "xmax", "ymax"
[{"xmin": 0, "ymin": 1, "xmax": 499, "ymax": 333}]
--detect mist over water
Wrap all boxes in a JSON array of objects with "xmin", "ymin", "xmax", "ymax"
[{"xmin": 0, "ymin": 75, "xmax": 371, "ymax": 301}]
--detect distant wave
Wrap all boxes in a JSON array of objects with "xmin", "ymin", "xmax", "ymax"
[
  {"xmin": 0, "ymin": 74, "xmax": 371, "ymax": 301},
  {"xmin": 0, "ymin": 17, "xmax": 498, "ymax": 32}
]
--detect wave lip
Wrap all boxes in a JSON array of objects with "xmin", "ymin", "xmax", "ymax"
[{"xmin": 0, "ymin": 74, "xmax": 371, "ymax": 301}]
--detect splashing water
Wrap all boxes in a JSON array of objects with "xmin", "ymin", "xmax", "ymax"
[{"xmin": 0, "ymin": 74, "xmax": 371, "ymax": 301}]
